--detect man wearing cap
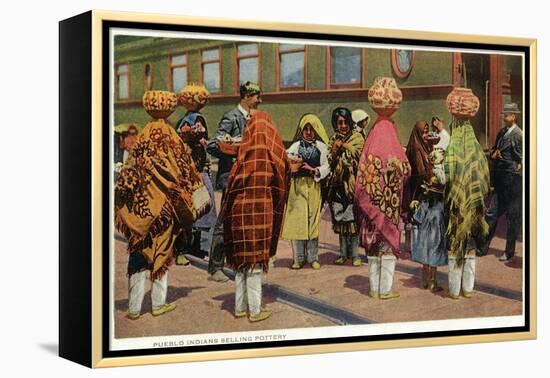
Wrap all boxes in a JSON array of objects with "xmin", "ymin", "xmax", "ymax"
[
  {"xmin": 206, "ymin": 81, "xmax": 262, "ymax": 282},
  {"xmin": 351, "ymin": 109, "xmax": 371, "ymax": 139},
  {"xmin": 482, "ymin": 103, "xmax": 523, "ymax": 261}
]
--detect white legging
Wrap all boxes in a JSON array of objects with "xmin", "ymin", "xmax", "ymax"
[
  {"xmin": 234, "ymin": 266, "xmax": 263, "ymax": 316},
  {"xmin": 128, "ymin": 271, "xmax": 168, "ymax": 314}
]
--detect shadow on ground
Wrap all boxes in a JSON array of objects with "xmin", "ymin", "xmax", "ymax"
[
  {"xmin": 115, "ymin": 285, "xmax": 204, "ymax": 314},
  {"xmin": 344, "ymin": 274, "xmax": 370, "ymax": 296},
  {"xmin": 211, "ymin": 286, "xmax": 278, "ymax": 316},
  {"xmin": 505, "ymin": 256, "xmax": 523, "ymax": 269}
]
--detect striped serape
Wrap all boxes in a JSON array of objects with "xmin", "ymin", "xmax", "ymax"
[{"xmin": 221, "ymin": 111, "xmax": 290, "ymax": 272}]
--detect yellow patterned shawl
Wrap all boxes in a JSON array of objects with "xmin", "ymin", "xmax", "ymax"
[
  {"xmin": 115, "ymin": 119, "xmax": 210, "ymax": 280},
  {"xmin": 327, "ymin": 130, "xmax": 365, "ymax": 205},
  {"xmin": 326, "ymin": 130, "xmax": 364, "ymax": 234}
]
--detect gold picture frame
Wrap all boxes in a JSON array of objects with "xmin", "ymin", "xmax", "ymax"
[{"xmin": 59, "ymin": 10, "xmax": 537, "ymax": 368}]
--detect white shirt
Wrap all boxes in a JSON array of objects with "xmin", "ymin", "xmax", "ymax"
[
  {"xmin": 237, "ymin": 104, "xmax": 250, "ymax": 120},
  {"xmin": 287, "ymin": 140, "xmax": 330, "ymax": 182},
  {"xmin": 503, "ymin": 123, "xmax": 518, "ymax": 139},
  {"xmin": 434, "ymin": 128, "xmax": 450, "ymax": 151}
]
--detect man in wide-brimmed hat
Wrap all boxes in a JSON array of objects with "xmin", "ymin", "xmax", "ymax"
[{"xmin": 480, "ymin": 103, "xmax": 523, "ymax": 262}]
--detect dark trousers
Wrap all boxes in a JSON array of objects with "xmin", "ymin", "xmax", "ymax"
[
  {"xmin": 485, "ymin": 174, "xmax": 522, "ymax": 258},
  {"xmin": 174, "ymin": 227, "xmax": 203, "ymax": 255},
  {"xmin": 208, "ymin": 188, "xmax": 227, "ymax": 274},
  {"xmin": 207, "ymin": 215, "xmax": 225, "ymax": 274}
]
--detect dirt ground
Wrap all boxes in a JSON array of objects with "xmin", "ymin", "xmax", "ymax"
[{"xmin": 113, "ymin": 193, "xmax": 524, "ymax": 340}]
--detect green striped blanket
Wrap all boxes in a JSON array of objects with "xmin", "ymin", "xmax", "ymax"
[{"xmin": 445, "ymin": 118, "xmax": 490, "ymax": 263}]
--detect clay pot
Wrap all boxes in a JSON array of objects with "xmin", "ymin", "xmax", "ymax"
[
  {"xmin": 372, "ymin": 108, "xmax": 398, "ymax": 117},
  {"xmin": 178, "ymin": 83, "xmax": 210, "ymax": 112},
  {"xmin": 178, "ymin": 97, "xmax": 207, "ymax": 112},
  {"xmin": 142, "ymin": 90, "xmax": 178, "ymax": 119},
  {"xmin": 145, "ymin": 109, "xmax": 175, "ymax": 119},
  {"xmin": 217, "ymin": 141, "xmax": 240, "ymax": 156},
  {"xmin": 368, "ymin": 77, "xmax": 403, "ymax": 116},
  {"xmin": 446, "ymin": 87, "xmax": 480, "ymax": 118}
]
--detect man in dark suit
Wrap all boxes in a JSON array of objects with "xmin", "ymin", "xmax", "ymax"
[
  {"xmin": 481, "ymin": 103, "xmax": 523, "ymax": 262},
  {"xmin": 206, "ymin": 81, "xmax": 262, "ymax": 281}
]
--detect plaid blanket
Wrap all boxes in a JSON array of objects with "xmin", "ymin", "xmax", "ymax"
[
  {"xmin": 115, "ymin": 119, "xmax": 210, "ymax": 280},
  {"xmin": 445, "ymin": 118, "xmax": 490, "ymax": 262},
  {"xmin": 221, "ymin": 112, "xmax": 290, "ymax": 272}
]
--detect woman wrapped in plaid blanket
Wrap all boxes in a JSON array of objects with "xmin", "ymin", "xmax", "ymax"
[
  {"xmin": 220, "ymin": 111, "xmax": 290, "ymax": 322},
  {"xmin": 445, "ymin": 88, "xmax": 490, "ymax": 299}
]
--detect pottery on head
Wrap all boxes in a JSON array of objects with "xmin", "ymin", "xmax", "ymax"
[
  {"xmin": 178, "ymin": 83, "xmax": 210, "ymax": 112},
  {"xmin": 143, "ymin": 90, "xmax": 178, "ymax": 119},
  {"xmin": 446, "ymin": 87, "xmax": 480, "ymax": 119},
  {"xmin": 368, "ymin": 77, "xmax": 403, "ymax": 117}
]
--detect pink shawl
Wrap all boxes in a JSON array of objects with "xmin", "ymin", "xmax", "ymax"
[{"xmin": 354, "ymin": 117, "xmax": 411, "ymax": 253}]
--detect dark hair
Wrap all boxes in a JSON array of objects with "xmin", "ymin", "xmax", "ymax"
[
  {"xmin": 415, "ymin": 120, "xmax": 429, "ymax": 133},
  {"xmin": 239, "ymin": 81, "xmax": 261, "ymax": 99},
  {"xmin": 121, "ymin": 129, "xmax": 137, "ymax": 139},
  {"xmin": 127, "ymin": 124, "xmax": 138, "ymax": 136},
  {"xmin": 431, "ymin": 116, "xmax": 442, "ymax": 125},
  {"xmin": 331, "ymin": 107, "xmax": 353, "ymax": 132}
]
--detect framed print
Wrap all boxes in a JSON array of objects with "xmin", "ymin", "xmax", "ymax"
[{"xmin": 59, "ymin": 10, "xmax": 537, "ymax": 368}]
